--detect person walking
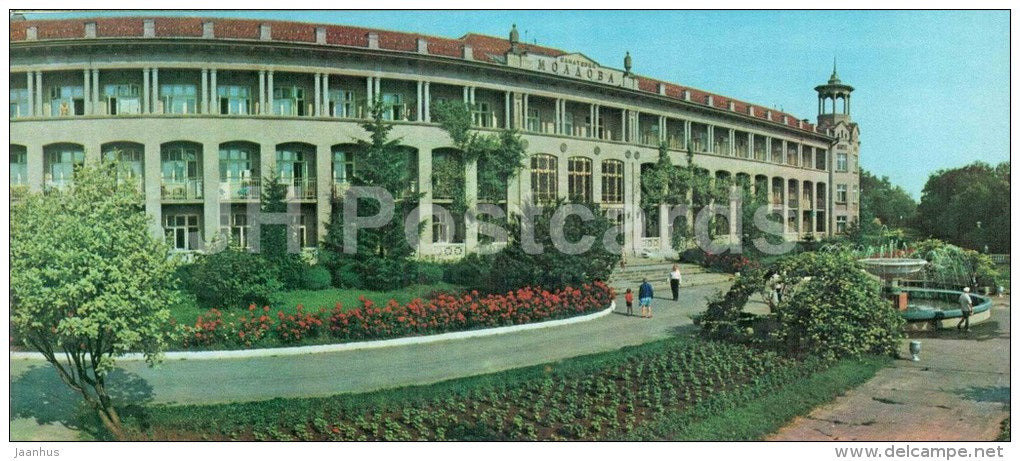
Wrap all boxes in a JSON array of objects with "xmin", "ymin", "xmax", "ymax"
[
  {"xmin": 624, "ymin": 288, "xmax": 634, "ymax": 316},
  {"xmin": 639, "ymin": 278, "xmax": 654, "ymax": 318},
  {"xmin": 957, "ymin": 286, "xmax": 974, "ymax": 332},
  {"xmin": 669, "ymin": 264, "xmax": 683, "ymax": 302}
]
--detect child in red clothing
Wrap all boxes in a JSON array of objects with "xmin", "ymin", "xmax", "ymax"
[{"xmin": 624, "ymin": 288, "xmax": 634, "ymax": 316}]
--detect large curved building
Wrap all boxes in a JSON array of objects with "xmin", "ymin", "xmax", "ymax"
[{"xmin": 9, "ymin": 16, "xmax": 861, "ymax": 259}]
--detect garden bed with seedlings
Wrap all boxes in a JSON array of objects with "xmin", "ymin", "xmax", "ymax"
[{"xmin": 128, "ymin": 338, "xmax": 884, "ymax": 441}]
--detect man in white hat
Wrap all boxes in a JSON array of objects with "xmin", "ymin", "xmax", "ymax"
[{"xmin": 957, "ymin": 287, "xmax": 974, "ymax": 332}]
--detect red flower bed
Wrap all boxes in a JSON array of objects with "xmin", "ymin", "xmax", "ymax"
[{"xmin": 182, "ymin": 282, "xmax": 614, "ymax": 349}]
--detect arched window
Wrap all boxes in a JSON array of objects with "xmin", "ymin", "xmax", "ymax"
[
  {"xmin": 43, "ymin": 143, "xmax": 85, "ymax": 189},
  {"xmin": 102, "ymin": 142, "xmax": 145, "ymax": 186},
  {"xmin": 567, "ymin": 156, "xmax": 592, "ymax": 202},
  {"xmin": 277, "ymin": 143, "xmax": 316, "ymax": 200},
  {"xmin": 10, "ymin": 145, "xmax": 27, "ymax": 186},
  {"xmin": 530, "ymin": 154, "xmax": 557, "ymax": 203},
  {"xmin": 160, "ymin": 141, "xmax": 202, "ymax": 200},
  {"xmin": 219, "ymin": 142, "xmax": 260, "ymax": 200},
  {"xmin": 601, "ymin": 160, "xmax": 624, "ymax": 204}
]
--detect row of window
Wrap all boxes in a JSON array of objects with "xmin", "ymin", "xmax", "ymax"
[{"xmin": 163, "ymin": 210, "xmax": 317, "ymax": 251}]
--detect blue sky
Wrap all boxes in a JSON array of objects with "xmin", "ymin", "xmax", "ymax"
[{"xmin": 22, "ymin": 10, "xmax": 1010, "ymax": 199}]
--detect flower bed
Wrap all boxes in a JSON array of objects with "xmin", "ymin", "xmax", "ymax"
[{"xmin": 180, "ymin": 282, "xmax": 614, "ymax": 350}]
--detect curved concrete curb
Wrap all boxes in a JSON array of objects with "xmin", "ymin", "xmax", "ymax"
[{"xmin": 10, "ymin": 301, "xmax": 616, "ymax": 362}]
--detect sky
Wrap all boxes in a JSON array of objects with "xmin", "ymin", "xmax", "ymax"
[{"xmin": 19, "ymin": 9, "xmax": 1010, "ymax": 199}]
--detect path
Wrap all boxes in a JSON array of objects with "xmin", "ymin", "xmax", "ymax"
[
  {"xmin": 769, "ymin": 296, "xmax": 1011, "ymax": 441},
  {"xmin": 10, "ymin": 281, "xmax": 730, "ymax": 439}
]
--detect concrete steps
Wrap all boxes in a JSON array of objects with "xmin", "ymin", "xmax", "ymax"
[{"xmin": 608, "ymin": 258, "xmax": 733, "ymax": 292}]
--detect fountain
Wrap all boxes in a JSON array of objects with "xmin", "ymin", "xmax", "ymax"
[{"xmin": 857, "ymin": 239, "xmax": 928, "ymax": 311}]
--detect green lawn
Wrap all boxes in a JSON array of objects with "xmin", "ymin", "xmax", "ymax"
[{"xmin": 169, "ymin": 282, "xmax": 462, "ymax": 326}]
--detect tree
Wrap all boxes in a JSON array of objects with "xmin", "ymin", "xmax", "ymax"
[
  {"xmin": 320, "ymin": 99, "xmax": 423, "ymax": 289},
  {"xmin": 916, "ymin": 161, "xmax": 1009, "ymax": 252},
  {"xmin": 10, "ymin": 161, "xmax": 180, "ymax": 439},
  {"xmin": 859, "ymin": 169, "xmax": 917, "ymax": 230}
]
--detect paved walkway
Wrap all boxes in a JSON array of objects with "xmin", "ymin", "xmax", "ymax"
[
  {"xmin": 769, "ymin": 296, "xmax": 1011, "ymax": 441},
  {"xmin": 10, "ymin": 281, "xmax": 729, "ymax": 439}
]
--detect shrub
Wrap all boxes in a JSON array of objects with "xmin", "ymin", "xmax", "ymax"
[
  {"xmin": 442, "ymin": 254, "xmax": 494, "ymax": 290},
  {"xmin": 769, "ymin": 252, "xmax": 905, "ymax": 361},
  {"xmin": 415, "ymin": 262, "xmax": 445, "ymax": 285},
  {"xmin": 186, "ymin": 248, "xmax": 283, "ymax": 309},
  {"xmin": 275, "ymin": 305, "xmax": 326, "ymax": 344},
  {"xmin": 301, "ymin": 265, "xmax": 333, "ymax": 290}
]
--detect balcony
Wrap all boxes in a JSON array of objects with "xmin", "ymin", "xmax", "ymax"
[
  {"xmin": 667, "ymin": 136, "xmax": 686, "ymax": 150},
  {"xmin": 817, "ymin": 198, "xmax": 826, "ymax": 209},
  {"xmin": 285, "ymin": 178, "xmax": 317, "ymax": 200},
  {"xmin": 640, "ymin": 133, "xmax": 659, "ymax": 146},
  {"xmin": 788, "ymin": 198, "xmax": 799, "ymax": 209},
  {"xmin": 772, "ymin": 195, "xmax": 783, "ymax": 206},
  {"xmin": 161, "ymin": 179, "xmax": 204, "ymax": 200},
  {"xmin": 219, "ymin": 177, "xmax": 261, "ymax": 200}
]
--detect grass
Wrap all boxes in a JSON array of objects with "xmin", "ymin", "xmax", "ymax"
[
  {"xmin": 169, "ymin": 282, "xmax": 462, "ymax": 326},
  {"xmin": 627, "ymin": 355, "xmax": 890, "ymax": 440},
  {"xmin": 997, "ymin": 417, "xmax": 1010, "ymax": 441}
]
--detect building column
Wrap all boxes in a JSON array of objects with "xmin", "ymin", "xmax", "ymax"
[
  {"xmin": 748, "ymin": 132, "xmax": 754, "ymax": 159},
  {"xmin": 659, "ymin": 115, "xmax": 666, "ymax": 143},
  {"xmin": 416, "ymin": 81, "xmax": 423, "ymax": 122},
  {"xmin": 144, "ymin": 142, "xmax": 163, "ymax": 240},
  {"xmin": 781, "ymin": 140, "xmax": 788, "ymax": 165},
  {"xmin": 629, "ymin": 161, "xmax": 642, "ymax": 254},
  {"xmin": 783, "ymin": 180, "xmax": 791, "ymax": 236},
  {"xmin": 83, "ymin": 68, "xmax": 92, "ymax": 115},
  {"xmin": 26, "ymin": 72, "xmax": 35, "ymax": 117},
  {"xmin": 622, "ymin": 159, "xmax": 635, "ymax": 256},
  {"xmin": 557, "ymin": 153, "xmax": 569, "ymax": 201},
  {"xmin": 728, "ymin": 183, "xmax": 738, "ymax": 242},
  {"xmin": 588, "ymin": 104, "xmax": 596, "ymax": 138},
  {"xmin": 684, "ymin": 120, "xmax": 692, "ymax": 150},
  {"xmin": 142, "ymin": 67, "xmax": 150, "ymax": 114},
  {"xmin": 707, "ymin": 125, "xmax": 714, "ymax": 155},
  {"xmin": 322, "ymin": 74, "xmax": 330, "ymax": 117},
  {"xmin": 260, "ymin": 142, "xmax": 276, "ymax": 183},
  {"xmin": 464, "ymin": 158, "xmax": 479, "ymax": 253},
  {"xmin": 315, "ymin": 144, "xmax": 332, "ymax": 242},
  {"xmin": 201, "ymin": 142, "xmax": 221, "ymax": 250},
  {"xmin": 91, "ymin": 69, "xmax": 99, "ymax": 115},
  {"xmin": 554, "ymin": 98, "xmax": 562, "ymax": 135},
  {"xmin": 621, "ymin": 109, "xmax": 628, "ymax": 143},
  {"xmin": 27, "ymin": 144, "xmax": 43, "ymax": 192},
  {"xmin": 374, "ymin": 77, "xmax": 381, "ymax": 105},
  {"xmin": 729, "ymin": 129, "xmax": 736, "ymax": 156},
  {"xmin": 258, "ymin": 70, "xmax": 266, "ymax": 115},
  {"xmin": 592, "ymin": 158, "xmax": 603, "ymax": 204},
  {"xmin": 313, "ymin": 72, "xmax": 321, "ymax": 117},
  {"xmin": 418, "ymin": 148, "xmax": 434, "ymax": 256},
  {"xmin": 765, "ymin": 137, "xmax": 772, "ymax": 162},
  {"xmin": 522, "ymin": 94, "xmax": 530, "ymax": 131},
  {"xmin": 209, "ymin": 69, "xmax": 217, "ymax": 115},
  {"xmin": 200, "ymin": 68, "xmax": 208, "ymax": 114},
  {"xmin": 658, "ymin": 202, "xmax": 670, "ymax": 254},
  {"xmin": 423, "ymin": 81, "xmax": 431, "ymax": 122},
  {"xmin": 151, "ymin": 68, "xmax": 159, "ymax": 114},
  {"xmin": 34, "ymin": 72, "xmax": 43, "ymax": 117},
  {"xmin": 266, "ymin": 70, "xmax": 274, "ymax": 115},
  {"xmin": 504, "ymin": 91, "xmax": 511, "ymax": 129}
]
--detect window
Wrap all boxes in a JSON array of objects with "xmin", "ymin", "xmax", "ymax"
[
  {"xmin": 219, "ymin": 144, "xmax": 257, "ymax": 181},
  {"xmin": 836, "ymin": 153, "xmax": 848, "ymax": 172},
  {"xmin": 10, "ymin": 146, "xmax": 28, "ymax": 185},
  {"xmin": 526, "ymin": 107, "xmax": 541, "ymax": 132},
  {"xmin": 44, "ymin": 144, "xmax": 85, "ymax": 188},
  {"xmin": 277, "ymin": 144, "xmax": 316, "ymax": 199},
  {"xmin": 567, "ymin": 157, "xmax": 592, "ymax": 202},
  {"xmin": 332, "ymin": 148, "xmax": 356, "ymax": 184},
  {"xmin": 787, "ymin": 147, "xmax": 798, "ymax": 166},
  {"xmin": 219, "ymin": 211, "xmax": 250, "ymax": 249},
  {"xmin": 164, "ymin": 214, "xmax": 201, "ymax": 250},
  {"xmin": 433, "ymin": 210, "xmax": 453, "ymax": 244},
  {"xmin": 816, "ymin": 211, "xmax": 826, "ymax": 232},
  {"xmin": 816, "ymin": 149, "xmax": 827, "ymax": 170},
  {"xmin": 836, "ymin": 215, "xmax": 848, "ymax": 234},
  {"xmin": 329, "ymin": 89, "xmax": 357, "ymax": 118},
  {"xmin": 10, "ymin": 88, "xmax": 29, "ymax": 118},
  {"xmin": 161, "ymin": 84, "xmax": 197, "ymax": 114},
  {"xmin": 836, "ymin": 184, "xmax": 848, "ymax": 203},
  {"xmin": 563, "ymin": 112, "xmax": 574, "ymax": 136},
  {"xmin": 274, "ymin": 86, "xmax": 306, "ymax": 116},
  {"xmin": 102, "ymin": 144, "xmax": 144, "ymax": 183},
  {"xmin": 472, "ymin": 102, "xmax": 492, "ymax": 127},
  {"xmin": 294, "ymin": 213, "xmax": 314, "ymax": 248},
  {"xmin": 602, "ymin": 160, "xmax": 624, "ymax": 204},
  {"xmin": 530, "ymin": 154, "xmax": 557, "ymax": 203},
  {"xmin": 49, "ymin": 85, "xmax": 85, "ymax": 116},
  {"xmin": 103, "ymin": 84, "xmax": 141, "ymax": 115},
  {"xmin": 218, "ymin": 85, "xmax": 251, "ymax": 115},
  {"xmin": 161, "ymin": 145, "xmax": 200, "ymax": 181},
  {"xmin": 381, "ymin": 93, "xmax": 404, "ymax": 121}
]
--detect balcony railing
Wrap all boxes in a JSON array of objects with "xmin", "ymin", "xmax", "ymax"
[
  {"xmin": 640, "ymin": 133, "xmax": 659, "ymax": 146},
  {"xmin": 428, "ymin": 242, "xmax": 467, "ymax": 261},
  {"xmin": 44, "ymin": 177, "xmax": 73, "ymax": 191},
  {"xmin": 285, "ymin": 178, "xmax": 317, "ymax": 200},
  {"xmin": 788, "ymin": 198, "xmax": 799, "ymax": 209},
  {"xmin": 161, "ymin": 179, "xmax": 204, "ymax": 200},
  {"xmin": 667, "ymin": 136, "xmax": 686, "ymax": 150},
  {"xmin": 219, "ymin": 177, "xmax": 261, "ymax": 200},
  {"xmin": 772, "ymin": 196, "xmax": 783, "ymax": 206},
  {"xmin": 332, "ymin": 181, "xmax": 351, "ymax": 200}
]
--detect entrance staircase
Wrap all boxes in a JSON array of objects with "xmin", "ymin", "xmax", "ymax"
[{"xmin": 608, "ymin": 256, "xmax": 733, "ymax": 293}]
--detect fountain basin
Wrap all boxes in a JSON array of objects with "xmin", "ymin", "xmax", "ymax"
[
  {"xmin": 858, "ymin": 258, "xmax": 928, "ymax": 280},
  {"xmin": 899, "ymin": 288, "xmax": 992, "ymax": 332}
]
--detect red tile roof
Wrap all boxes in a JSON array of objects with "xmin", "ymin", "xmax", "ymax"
[{"xmin": 10, "ymin": 16, "xmax": 819, "ymax": 134}]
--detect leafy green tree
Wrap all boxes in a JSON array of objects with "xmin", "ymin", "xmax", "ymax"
[
  {"xmin": 859, "ymin": 169, "xmax": 917, "ymax": 230},
  {"xmin": 10, "ymin": 161, "xmax": 180, "ymax": 439},
  {"xmin": 916, "ymin": 161, "xmax": 1009, "ymax": 252},
  {"xmin": 484, "ymin": 200, "xmax": 621, "ymax": 293},
  {"xmin": 320, "ymin": 98, "xmax": 423, "ymax": 289},
  {"xmin": 259, "ymin": 172, "xmax": 289, "ymax": 259}
]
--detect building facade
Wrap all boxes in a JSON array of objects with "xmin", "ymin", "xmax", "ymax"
[{"xmin": 9, "ymin": 16, "xmax": 860, "ymax": 259}]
